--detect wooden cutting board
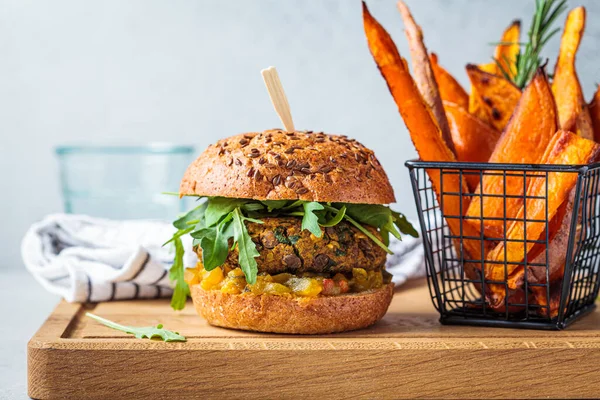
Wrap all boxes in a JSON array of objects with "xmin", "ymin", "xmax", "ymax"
[{"xmin": 28, "ymin": 279, "xmax": 600, "ymax": 399}]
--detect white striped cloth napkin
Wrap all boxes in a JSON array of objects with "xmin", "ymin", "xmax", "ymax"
[{"xmin": 21, "ymin": 214, "xmax": 425, "ymax": 303}]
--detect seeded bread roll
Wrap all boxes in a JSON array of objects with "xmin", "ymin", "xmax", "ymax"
[
  {"xmin": 180, "ymin": 129, "xmax": 395, "ymax": 204},
  {"xmin": 190, "ymin": 283, "xmax": 394, "ymax": 334}
]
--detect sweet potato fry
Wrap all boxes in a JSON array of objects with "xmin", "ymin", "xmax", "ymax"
[
  {"xmin": 530, "ymin": 281, "xmax": 563, "ymax": 318},
  {"xmin": 362, "ymin": 2, "xmax": 483, "ymax": 261},
  {"xmin": 443, "ymin": 101, "xmax": 501, "ymax": 190},
  {"xmin": 528, "ymin": 190, "xmax": 576, "ymax": 317},
  {"xmin": 430, "ymin": 53, "xmax": 469, "ymax": 109},
  {"xmin": 363, "ymin": 3, "xmax": 453, "ymax": 166},
  {"xmin": 589, "ymin": 85, "xmax": 600, "ymax": 142},
  {"xmin": 552, "ymin": 7, "xmax": 587, "ymax": 135},
  {"xmin": 469, "ymin": 21, "xmax": 521, "ymax": 125},
  {"xmin": 397, "ymin": 1, "xmax": 455, "ymax": 156},
  {"xmin": 468, "ymin": 87, "xmax": 490, "ymax": 124},
  {"xmin": 575, "ymin": 106, "xmax": 594, "ymax": 140},
  {"xmin": 478, "ymin": 63, "xmax": 497, "ymax": 75},
  {"xmin": 485, "ymin": 131, "xmax": 600, "ymax": 304},
  {"xmin": 466, "ymin": 64, "xmax": 521, "ymax": 131},
  {"xmin": 493, "ymin": 20, "xmax": 521, "ymax": 78},
  {"xmin": 525, "ymin": 195, "xmax": 571, "ymax": 265},
  {"xmin": 465, "ymin": 70, "xmax": 557, "ymax": 238},
  {"xmin": 468, "ymin": 62, "xmax": 495, "ymax": 123}
]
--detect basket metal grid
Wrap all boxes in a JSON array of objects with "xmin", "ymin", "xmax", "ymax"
[{"xmin": 406, "ymin": 160, "xmax": 600, "ymax": 330}]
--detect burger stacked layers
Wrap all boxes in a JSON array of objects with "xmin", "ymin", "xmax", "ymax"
[{"xmin": 167, "ymin": 129, "xmax": 417, "ymax": 334}]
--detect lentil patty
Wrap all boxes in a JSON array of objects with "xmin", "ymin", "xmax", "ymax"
[{"xmin": 195, "ymin": 217, "xmax": 387, "ymax": 274}]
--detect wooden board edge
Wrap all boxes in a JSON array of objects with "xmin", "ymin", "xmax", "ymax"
[
  {"xmin": 27, "ymin": 301, "xmax": 86, "ymax": 399},
  {"xmin": 28, "ymin": 301, "xmax": 86, "ymax": 347},
  {"xmin": 25, "ymin": 336, "xmax": 600, "ymax": 350},
  {"xmin": 27, "ymin": 347, "xmax": 600, "ymax": 399},
  {"xmin": 27, "ymin": 344, "xmax": 49, "ymax": 400},
  {"xmin": 26, "ymin": 298, "xmax": 600, "ymax": 398}
]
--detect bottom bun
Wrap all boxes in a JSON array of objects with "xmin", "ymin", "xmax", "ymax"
[{"xmin": 190, "ymin": 283, "xmax": 394, "ymax": 334}]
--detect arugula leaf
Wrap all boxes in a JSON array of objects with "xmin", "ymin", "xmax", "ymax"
[
  {"xmin": 168, "ymin": 235, "xmax": 189, "ymax": 310},
  {"xmin": 242, "ymin": 216, "xmax": 264, "ymax": 224},
  {"xmin": 242, "ymin": 203, "xmax": 265, "ymax": 212},
  {"xmin": 380, "ymin": 226, "xmax": 391, "ymax": 247},
  {"xmin": 205, "ymin": 197, "xmax": 246, "ymax": 227},
  {"xmin": 338, "ymin": 204, "xmax": 400, "ymax": 248},
  {"xmin": 341, "ymin": 203, "xmax": 419, "ymax": 245},
  {"xmin": 379, "ymin": 214, "xmax": 403, "ymax": 246},
  {"xmin": 392, "ymin": 210, "xmax": 419, "ymax": 238},
  {"xmin": 261, "ymin": 200, "xmax": 289, "ymax": 212},
  {"xmin": 283, "ymin": 200, "xmax": 305, "ymax": 210},
  {"xmin": 162, "ymin": 225, "xmax": 194, "ymax": 246},
  {"xmin": 198, "ymin": 214, "xmax": 234, "ymax": 271},
  {"xmin": 383, "ymin": 214, "xmax": 402, "ymax": 241},
  {"xmin": 86, "ymin": 313, "xmax": 186, "ymax": 342},
  {"xmin": 343, "ymin": 204, "xmax": 393, "ymax": 227},
  {"xmin": 320, "ymin": 205, "xmax": 346, "ymax": 227},
  {"xmin": 173, "ymin": 201, "xmax": 207, "ymax": 230},
  {"xmin": 342, "ymin": 213, "xmax": 393, "ymax": 255},
  {"xmin": 302, "ymin": 202, "xmax": 325, "ymax": 237},
  {"xmin": 231, "ymin": 207, "xmax": 260, "ymax": 284}
]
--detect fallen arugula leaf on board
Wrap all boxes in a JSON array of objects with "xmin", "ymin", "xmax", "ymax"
[{"xmin": 86, "ymin": 313, "xmax": 186, "ymax": 342}]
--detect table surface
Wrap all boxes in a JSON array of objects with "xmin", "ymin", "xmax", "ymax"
[{"xmin": 1, "ymin": 268, "xmax": 59, "ymax": 400}]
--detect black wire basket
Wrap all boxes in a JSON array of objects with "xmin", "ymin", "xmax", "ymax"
[{"xmin": 406, "ymin": 159, "xmax": 600, "ymax": 330}]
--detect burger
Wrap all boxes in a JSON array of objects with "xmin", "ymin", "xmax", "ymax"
[{"xmin": 166, "ymin": 129, "xmax": 417, "ymax": 334}]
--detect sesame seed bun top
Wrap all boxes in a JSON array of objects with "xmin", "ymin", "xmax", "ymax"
[{"xmin": 179, "ymin": 129, "xmax": 396, "ymax": 204}]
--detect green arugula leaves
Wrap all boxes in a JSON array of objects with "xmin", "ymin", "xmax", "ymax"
[
  {"xmin": 341, "ymin": 204, "xmax": 419, "ymax": 248},
  {"xmin": 205, "ymin": 198, "xmax": 245, "ymax": 226},
  {"xmin": 391, "ymin": 210, "xmax": 419, "ymax": 238},
  {"xmin": 302, "ymin": 202, "xmax": 325, "ymax": 237},
  {"xmin": 86, "ymin": 312, "xmax": 186, "ymax": 342},
  {"xmin": 320, "ymin": 205, "xmax": 346, "ymax": 227},
  {"xmin": 164, "ymin": 196, "xmax": 418, "ymax": 310},
  {"xmin": 231, "ymin": 208, "xmax": 261, "ymax": 284},
  {"xmin": 169, "ymin": 236, "xmax": 189, "ymax": 310},
  {"xmin": 195, "ymin": 222, "xmax": 231, "ymax": 272},
  {"xmin": 173, "ymin": 201, "xmax": 207, "ymax": 230},
  {"xmin": 191, "ymin": 200, "xmax": 263, "ymax": 280}
]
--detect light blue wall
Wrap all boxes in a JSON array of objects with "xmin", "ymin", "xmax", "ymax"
[{"xmin": 2, "ymin": 0, "xmax": 600, "ymax": 269}]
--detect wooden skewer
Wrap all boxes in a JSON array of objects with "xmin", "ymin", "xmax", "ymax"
[{"xmin": 261, "ymin": 66, "xmax": 296, "ymax": 132}]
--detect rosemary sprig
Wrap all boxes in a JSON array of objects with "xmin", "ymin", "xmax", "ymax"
[{"xmin": 495, "ymin": 0, "xmax": 567, "ymax": 88}]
